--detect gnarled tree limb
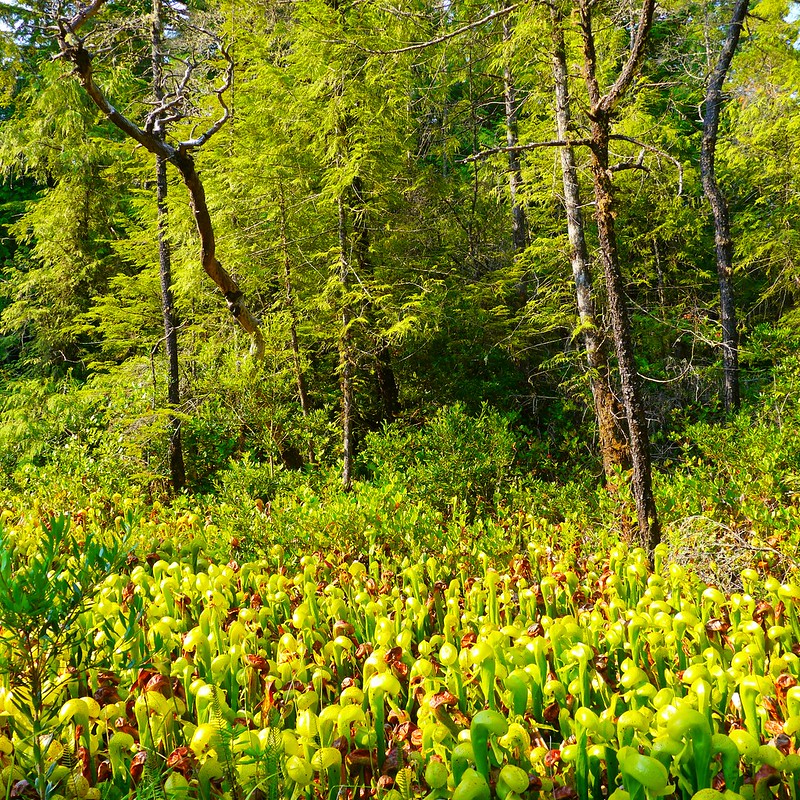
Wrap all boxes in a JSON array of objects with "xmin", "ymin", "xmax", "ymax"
[
  {"xmin": 178, "ymin": 44, "xmax": 233, "ymax": 150},
  {"xmin": 56, "ymin": 3, "xmax": 264, "ymax": 357}
]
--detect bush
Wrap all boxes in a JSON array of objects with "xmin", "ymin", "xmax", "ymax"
[{"xmin": 361, "ymin": 402, "xmax": 517, "ymax": 516}]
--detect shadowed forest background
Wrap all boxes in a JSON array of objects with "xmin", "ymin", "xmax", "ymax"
[{"xmin": 1, "ymin": 0, "xmax": 800, "ymax": 564}]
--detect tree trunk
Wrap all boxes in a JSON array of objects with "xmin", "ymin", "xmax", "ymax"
[
  {"xmin": 152, "ymin": 0, "xmax": 185, "ymax": 492},
  {"xmin": 338, "ymin": 196, "xmax": 355, "ymax": 491},
  {"xmin": 155, "ymin": 155, "xmax": 186, "ymax": 491},
  {"xmin": 278, "ymin": 186, "xmax": 313, "ymax": 465},
  {"xmin": 551, "ymin": 7, "xmax": 630, "ymax": 480},
  {"xmin": 579, "ymin": 0, "xmax": 660, "ymax": 551},
  {"xmin": 653, "ymin": 237, "xmax": 666, "ymax": 316},
  {"xmin": 589, "ymin": 114, "xmax": 660, "ymax": 549},
  {"xmin": 502, "ymin": 7, "xmax": 527, "ymax": 257},
  {"xmin": 701, "ymin": 0, "xmax": 748, "ymax": 412},
  {"xmin": 375, "ymin": 346, "xmax": 400, "ymax": 423},
  {"xmin": 279, "ymin": 185, "xmax": 312, "ymax": 420},
  {"xmin": 351, "ymin": 175, "xmax": 400, "ymax": 423}
]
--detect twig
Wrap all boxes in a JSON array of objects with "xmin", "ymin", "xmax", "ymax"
[
  {"xmin": 609, "ymin": 134, "xmax": 684, "ymax": 195},
  {"xmin": 178, "ymin": 44, "xmax": 233, "ymax": 150}
]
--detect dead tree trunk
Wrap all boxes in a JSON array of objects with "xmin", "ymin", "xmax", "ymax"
[
  {"xmin": 579, "ymin": 0, "xmax": 661, "ymax": 551},
  {"xmin": 588, "ymin": 115, "xmax": 660, "ymax": 549},
  {"xmin": 551, "ymin": 7, "xmax": 630, "ymax": 481},
  {"xmin": 152, "ymin": 0, "xmax": 185, "ymax": 492},
  {"xmin": 701, "ymin": 0, "xmax": 748, "ymax": 412}
]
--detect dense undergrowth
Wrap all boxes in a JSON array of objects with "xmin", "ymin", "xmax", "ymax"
[
  {"xmin": 1, "ymin": 334, "xmax": 799, "ymax": 800},
  {"xmin": 0, "ymin": 481, "xmax": 799, "ymax": 800},
  {"xmin": 0, "ymin": 379, "xmax": 799, "ymax": 800}
]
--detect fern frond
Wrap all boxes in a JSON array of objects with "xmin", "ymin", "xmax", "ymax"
[
  {"xmin": 136, "ymin": 750, "xmax": 165, "ymax": 800},
  {"xmin": 395, "ymin": 766, "xmax": 413, "ymax": 800},
  {"xmin": 210, "ymin": 687, "xmax": 240, "ymax": 800}
]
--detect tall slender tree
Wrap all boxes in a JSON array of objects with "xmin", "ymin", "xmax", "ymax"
[
  {"xmin": 151, "ymin": 0, "xmax": 185, "ymax": 491},
  {"xmin": 577, "ymin": 0, "xmax": 661, "ymax": 549},
  {"xmin": 701, "ymin": 0, "xmax": 749, "ymax": 412},
  {"xmin": 550, "ymin": 5, "xmax": 630, "ymax": 482},
  {"xmin": 338, "ymin": 192, "xmax": 356, "ymax": 491},
  {"xmin": 501, "ymin": 3, "xmax": 528, "ymax": 257}
]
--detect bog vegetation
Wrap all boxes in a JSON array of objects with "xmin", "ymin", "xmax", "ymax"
[{"xmin": 2, "ymin": 0, "xmax": 800, "ymax": 799}]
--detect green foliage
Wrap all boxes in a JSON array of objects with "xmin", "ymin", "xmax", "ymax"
[
  {"xmin": 0, "ymin": 513, "xmax": 126, "ymax": 798},
  {"xmin": 5, "ymin": 0, "xmax": 800, "ymax": 504},
  {"xmin": 0, "ymin": 378, "xmax": 104, "ymax": 477},
  {"xmin": 0, "ymin": 480, "xmax": 797, "ymax": 800},
  {"xmin": 2, "ymin": 0, "xmax": 800, "ymax": 623},
  {"xmin": 361, "ymin": 403, "xmax": 517, "ymax": 515},
  {"xmin": 0, "ymin": 515, "xmax": 120, "ymax": 652}
]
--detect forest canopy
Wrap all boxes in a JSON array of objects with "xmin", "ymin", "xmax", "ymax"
[{"xmin": 1, "ymin": 0, "xmax": 800, "ymax": 552}]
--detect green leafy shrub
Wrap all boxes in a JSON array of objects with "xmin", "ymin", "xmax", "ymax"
[
  {"xmin": 361, "ymin": 402, "xmax": 517, "ymax": 516},
  {"xmin": 0, "ymin": 514, "xmax": 126, "ymax": 799}
]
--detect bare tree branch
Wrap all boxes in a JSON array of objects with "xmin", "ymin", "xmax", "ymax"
[
  {"xmin": 610, "ymin": 146, "xmax": 649, "ymax": 173},
  {"xmin": 66, "ymin": 0, "xmax": 108, "ymax": 33},
  {"xmin": 145, "ymin": 60, "xmax": 196, "ymax": 133},
  {"xmin": 609, "ymin": 134, "xmax": 684, "ymax": 194},
  {"xmin": 599, "ymin": 0, "xmax": 655, "ymax": 112},
  {"xmin": 365, "ymin": 4, "xmax": 525, "ymax": 54},
  {"xmin": 178, "ymin": 45, "xmax": 233, "ymax": 150},
  {"xmin": 463, "ymin": 132, "xmax": 682, "ymax": 193},
  {"xmin": 609, "ymin": 160, "xmax": 649, "ymax": 175},
  {"xmin": 58, "ymin": 38, "xmax": 173, "ymax": 159},
  {"xmin": 460, "ymin": 137, "xmax": 593, "ymax": 163}
]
